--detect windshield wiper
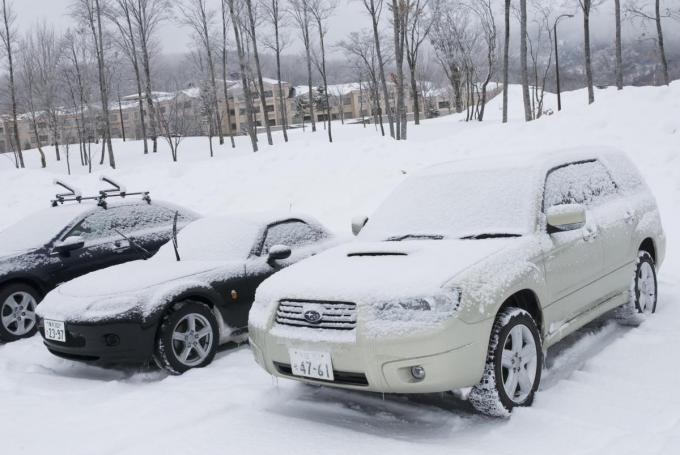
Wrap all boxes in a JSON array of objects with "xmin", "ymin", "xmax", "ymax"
[
  {"xmin": 386, "ymin": 234, "xmax": 444, "ymax": 242},
  {"xmin": 113, "ymin": 229, "xmax": 153, "ymax": 259},
  {"xmin": 460, "ymin": 233, "xmax": 522, "ymax": 240}
]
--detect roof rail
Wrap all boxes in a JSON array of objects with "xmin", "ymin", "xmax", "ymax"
[{"xmin": 51, "ymin": 177, "xmax": 151, "ymax": 209}]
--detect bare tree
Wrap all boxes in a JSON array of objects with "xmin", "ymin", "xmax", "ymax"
[
  {"xmin": 467, "ymin": 0, "xmax": 496, "ymax": 121},
  {"xmin": 129, "ymin": 0, "xmax": 167, "ymax": 153},
  {"xmin": 220, "ymin": 0, "xmax": 236, "ymax": 148},
  {"xmin": 261, "ymin": 0, "xmax": 290, "ymax": 142},
  {"xmin": 244, "ymin": 0, "xmax": 274, "ymax": 145},
  {"xmin": 309, "ymin": 0, "xmax": 336, "ymax": 143},
  {"xmin": 157, "ymin": 86, "xmax": 198, "ymax": 162},
  {"xmin": 108, "ymin": 0, "xmax": 149, "ymax": 153},
  {"xmin": 615, "ymin": 0, "xmax": 624, "ymax": 89},
  {"xmin": 404, "ymin": 0, "xmax": 432, "ymax": 126},
  {"xmin": 520, "ymin": 0, "xmax": 532, "ymax": 120},
  {"xmin": 502, "ymin": 0, "xmax": 510, "ymax": 123},
  {"xmin": 178, "ymin": 0, "xmax": 226, "ymax": 146},
  {"xmin": 227, "ymin": 0, "xmax": 258, "ymax": 152},
  {"xmin": 626, "ymin": 0, "xmax": 671, "ymax": 86},
  {"xmin": 0, "ymin": 0, "xmax": 24, "ymax": 168},
  {"xmin": 527, "ymin": 2, "xmax": 554, "ymax": 119},
  {"xmin": 71, "ymin": 0, "xmax": 116, "ymax": 168},
  {"xmin": 338, "ymin": 30, "xmax": 386, "ymax": 136},
  {"xmin": 63, "ymin": 28, "xmax": 93, "ymax": 170},
  {"xmin": 577, "ymin": 0, "xmax": 604, "ymax": 104},
  {"xmin": 430, "ymin": 0, "xmax": 465, "ymax": 113},
  {"xmin": 289, "ymin": 0, "xmax": 317, "ymax": 132},
  {"xmin": 18, "ymin": 34, "xmax": 47, "ymax": 167},
  {"xmin": 390, "ymin": 0, "xmax": 407, "ymax": 140},
  {"xmin": 361, "ymin": 0, "xmax": 395, "ymax": 138}
]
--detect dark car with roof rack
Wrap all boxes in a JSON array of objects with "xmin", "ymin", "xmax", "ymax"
[{"xmin": 0, "ymin": 178, "xmax": 199, "ymax": 342}]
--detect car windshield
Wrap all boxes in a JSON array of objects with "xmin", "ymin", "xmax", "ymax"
[
  {"xmin": 153, "ymin": 217, "xmax": 261, "ymax": 262},
  {"xmin": 0, "ymin": 205, "xmax": 89, "ymax": 255},
  {"xmin": 358, "ymin": 168, "xmax": 538, "ymax": 241}
]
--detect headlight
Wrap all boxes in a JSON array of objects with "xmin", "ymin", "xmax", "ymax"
[{"xmin": 376, "ymin": 289, "xmax": 462, "ymax": 321}]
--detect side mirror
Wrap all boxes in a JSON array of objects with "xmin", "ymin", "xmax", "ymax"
[
  {"xmin": 267, "ymin": 244, "xmax": 291, "ymax": 264},
  {"xmin": 351, "ymin": 215, "xmax": 369, "ymax": 236},
  {"xmin": 54, "ymin": 235, "xmax": 85, "ymax": 254},
  {"xmin": 546, "ymin": 204, "xmax": 586, "ymax": 234}
]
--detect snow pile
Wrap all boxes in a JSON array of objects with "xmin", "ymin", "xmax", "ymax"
[{"xmin": 1, "ymin": 82, "xmax": 680, "ymax": 454}]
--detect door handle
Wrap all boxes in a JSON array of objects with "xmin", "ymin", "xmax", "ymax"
[{"xmin": 583, "ymin": 227, "xmax": 598, "ymax": 242}]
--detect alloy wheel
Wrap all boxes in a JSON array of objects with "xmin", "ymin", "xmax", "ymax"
[
  {"xmin": 637, "ymin": 261, "xmax": 657, "ymax": 313},
  {"xmin": 170, "ymin": 313, "xmax": 214, "ymax": 367},
  {"xmin": 500, "ymin": 324, "xmax": 538, "ymax": 403},
  {"xmin": 1, "ymin": 292, "xmax": 38, "ymax": 337}
]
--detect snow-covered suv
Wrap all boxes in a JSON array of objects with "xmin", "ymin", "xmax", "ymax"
[{"xmin": 248, "ymin": 148, "xmax": 666, "ymax": 417}]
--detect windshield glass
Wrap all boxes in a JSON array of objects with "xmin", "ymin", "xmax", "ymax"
[
  {"xmin": 153, "ymin": 217, "xmax": 260, "ymax": 262},
  {"xmin": 359, "ymin": 168, "xmax": 538, "ymax": 241},
  {"xmin": 0, "ymin": 205, "xmax": 89, "ymax": 255}
]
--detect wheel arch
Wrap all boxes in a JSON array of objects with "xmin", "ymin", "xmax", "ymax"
[
  {"xmin": 639, "ymin": 238, "xmax": 656, "ymax": 263},
  {"xmin": 496, "ymin": 289, "xmax": 544, "ymax": 336},
  {"xmin": 0, "ymin": 276, "xmax": 49, "ymax": 299}
]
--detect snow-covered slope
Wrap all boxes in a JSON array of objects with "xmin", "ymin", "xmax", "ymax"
[{"xmin": 0, "ymin": 83, "xmax": 679, "ymax": 454}]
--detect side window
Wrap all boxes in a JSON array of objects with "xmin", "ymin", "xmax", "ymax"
[
  {"xmin": 261, "ymin": 221, "xmax": 326, "ymax": 255},
  {"xmin": 66, "ymin": 207, "xmax": 126, "ymax": 241},
  {"xmin": 544, "ymin": 161, "xmax": 617, "ymax": 209}
]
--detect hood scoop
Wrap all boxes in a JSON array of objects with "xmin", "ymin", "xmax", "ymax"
[{"xmin": 347, "ymin": 251, "xmax": 408, "ymax": 258}]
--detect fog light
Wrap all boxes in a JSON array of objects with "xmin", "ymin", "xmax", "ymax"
[
  {"xmin": 410, "ymin": 365, "xmax": 426, "ymax": 380},
  {"xmin": 104, "ymin": 334, "xmax": 120, "ymax": 347}
]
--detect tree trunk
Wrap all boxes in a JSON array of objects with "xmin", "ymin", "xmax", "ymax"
[
  {"xmin": 409, "ymin": 65, "xmax": 420, "ymax": 125},
  {"xmin": 246, "ymin": 0, "xmax": 273, "ymax": 146},
  {"xmin": 315, "ymin": 16, "xmax": 332, "ymax": 143},
  {"xmin": 94, "ymin": 0, "xmax": 115, "ymax": 168},
  {"xmin": 221, "ymin": 0, "xmax": 236, "ymax": 148},
  {"xmin": 202, "ymin": 8, "xmax": 224, "ymax": 146},
  {"xmin": 3, "ymin": 0, "xmax": 24, "ymax": 168},
  {"xmin": 303, "ymin": 13, "xmax": 316, "ymax": 133},
  {"xmin": 502, "ymin": 0, "xmax": 510, "ymax": 124},
  {"xmin": 121, "ymin": 2, "xmax": 148, "ymax": 152},
  {"xmin": 118, "ymin": 94, "xmax": 126, "ymax": 141},
  {"xmin": 228, "ymin": 0, "xmax": 258, "ymax": 152},
  {"xmin": 583, "ymin": 1, "xmax": 595, "ymax": 104},
  {"xmin": 369, "ymin": 0, "xmax": 395, "ymax": 138},
  {"xmin": 274, "ymin": 14, "xmax": 288, "ymax": 142},
  {"xmin": 614, "ymin": 0, "xmax": 623, "ymax": 90},
  {"xmin": 655, "ymin": 0, "xmax": 669, "ymax": 86},
  {"xmin": 392, "ymin": 0, "xmax": 406, "ymax": 140},
  {"xmin": 520, "ymin": 0, "xmax": 532, "ymax": 121}
]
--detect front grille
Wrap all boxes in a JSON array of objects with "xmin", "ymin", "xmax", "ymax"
[
  {"xmin": 275, "ymin": 299, "xmax": 357, "ymax": 330},
  {"xmin": 274, "ymin": 362, "xmax": 369, "ymax": 386}
]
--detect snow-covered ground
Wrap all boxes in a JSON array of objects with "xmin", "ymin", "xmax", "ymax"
[{"xmin": 1, "ymin": 84, "xmax": 679, "ymax": 454}]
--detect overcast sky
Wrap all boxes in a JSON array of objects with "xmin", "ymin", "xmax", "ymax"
[{"xmin": 12, "ymin": 0, "xmax": 680, "ymax": 57}]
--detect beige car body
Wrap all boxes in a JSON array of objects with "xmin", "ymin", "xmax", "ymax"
[{"xmin": 248, "ymin": 149, "xmax": 666, "ymax": 394}]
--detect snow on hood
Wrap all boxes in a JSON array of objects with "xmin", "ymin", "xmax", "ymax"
[
  {"xmin": 56, "ymin": 260, "xmax": 225, "ymax": 298},
  {"xmin": 250, "ymin": 238, "xmax": 516, "ymax": 329},
  {"xmin": 37, "ymin": 259, "xmax": 235, "ymax": 322}
]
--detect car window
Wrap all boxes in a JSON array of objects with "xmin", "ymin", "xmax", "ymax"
[
  {"xmin": 66, "ymin": 205, "xmax": 187, "ymax": 242},
  {"xmin": 544, "ymin": 160, "xmax": 617, "ymax": 209},
  {"xmin": 260, "ymin": 221, "xmax": 326, "ymax": 255}
]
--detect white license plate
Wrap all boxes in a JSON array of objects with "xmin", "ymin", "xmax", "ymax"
[
  {"xmin": 289, "ymin": 349, "xmax": 334, "ymax": 381},
  {"xmin": 44, "ymin": 319, "xmax": 66, "ymax": 342}
]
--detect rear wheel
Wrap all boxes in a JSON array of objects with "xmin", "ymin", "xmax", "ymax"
[
  {"xmin": 0, "ymin": 284, "xmax": 40, "ymax": 342},
  {"xmin": 153, "ymin": 301, "xmax": 219, "ymax": 374},
  {"xmin": 616, "ymin": 251, "xmax": 657, "ymax": 325},
  {"xmin": 469, "ymin": 308, "xmax": 543, "ymax": 417}
]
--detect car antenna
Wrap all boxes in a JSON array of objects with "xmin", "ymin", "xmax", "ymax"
[{"xmin": 172, "ymin": 211, "xmax": 181, "ymax": 262}]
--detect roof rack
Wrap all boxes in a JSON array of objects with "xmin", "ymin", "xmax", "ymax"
[{"xmin": 51, "ymin": 176, "xmax": 151, "ymax": 209}]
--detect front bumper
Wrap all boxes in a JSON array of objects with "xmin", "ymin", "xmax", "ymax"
[
  {"xmin": 38, "ymin": 318, "xmax": 158, "ymax": 364},
  {"xmin": 249, "ymin": 317, "xmax": 492, "ymax": 394}
]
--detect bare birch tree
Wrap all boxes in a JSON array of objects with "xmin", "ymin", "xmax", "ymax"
[
  {"xmin": 220, "ymin": 0, "xmax": 236, "ymax": 148},
  {"xmin": 576, "ymin": 0, "xmax": 604, "ymax": 104},
  {"xmin": 430, "ymin": 0, "xmax": 464, "ymax": 113},
  {"xmin": 520, "ymin": 0, "xmax": 532, "ymax": 120},
  {"xmin": 615, "ymin": 0, "xmax": 624, "ymax": 89},
  {"xmin": 0, "ymin": 0, "xmax": 24, "ymax": 168},
  {"xmin": 309, "ymin": 0, "xmax": 336, "ymax": 143},
  {"xmin": 626, "ymin": 0, "xmax": 671, "ymax": 86},
  {"xmin": 502, "ymin": 0, "xmax": 510, "ymax": 123},
  {"xmin": 361, "ymin": 0, "xmax": 395, "ymax": 138},
  {"xmin": 289, "ymin": 0, "xmax": 317, "ymax": 132},
  {"xmin": 18, "ymin": 35, "xmax": 47, "ymax": 167},
  {"xmin": 404, "ymin": 0, "xmax": 432, "ymax": 126},
  {"xmin": 390, "ymin": 0, "xmax": 407, "ymax": 140},
  {"xmin": 261, "ymin": 0, "xmax": 290, "ymax": 142}
]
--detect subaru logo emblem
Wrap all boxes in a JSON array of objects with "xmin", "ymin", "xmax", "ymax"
[{"xmin": 303, "ymin": 310, "xmax": 322, "ymax": 324}]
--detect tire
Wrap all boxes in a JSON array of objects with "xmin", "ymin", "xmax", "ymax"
[
  {"xmin": 153, "ymin": 301, "xmax": 219, "ymax": 375},
  {"xmin": 0, "ymin": 283, "xmax": 40, "ymax": 342},
  {"xmin": 615, "ymin": 251, "xmax": 657, "ymax": 326},
  {"xmin": 469, "ymin": 308, "xmax": 543, "ymax": 417}
]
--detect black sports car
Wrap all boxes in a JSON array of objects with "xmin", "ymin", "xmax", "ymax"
[
  {"xmin": 0, "ymin": 200, "xmax": 198, "ymax": 342},
  {"xmin": 36, "ymin": 213, "xmax": 336, "ymax": 374}
]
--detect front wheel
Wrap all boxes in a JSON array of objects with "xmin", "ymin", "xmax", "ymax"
[
  {"xmin": 153, "ymin": 301, "xmax": 219, "ymax": 374},
  {"xmin": 469, "ymin": 308, "xmax": 543, "ymax": 417},
  {"xmin": 0, "ymin": 284, "xmax": 40, "ymax": 342}
]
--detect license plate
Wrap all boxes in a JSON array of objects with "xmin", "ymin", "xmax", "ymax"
[
  {"xmin": 44, "ymin": 319, "xmax": 66, "ymax": 342},
  {"xmin": 289, "ymin": 349, "xmax": 334, "ymax": 381}
]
